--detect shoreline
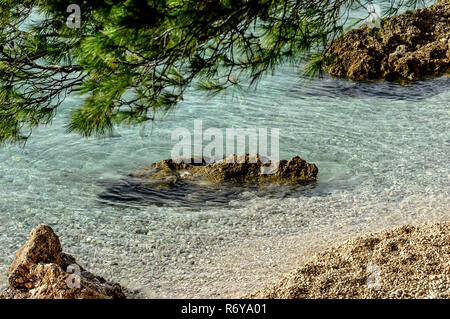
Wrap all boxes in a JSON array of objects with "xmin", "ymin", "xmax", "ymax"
[
  {"xmin": 249, "ymin": 220, "xmax": 449, "ymax": 299},
  {"xmin": 1, "ymin": 217, "xmax": 448, "ymax": 299}
]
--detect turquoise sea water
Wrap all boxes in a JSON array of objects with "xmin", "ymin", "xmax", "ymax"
[
  {"xmin": 0, "ymin": 1, "xmax": 448, "ymax": 297},
  {"xmin": 1, "ymin": 64, "xmax": 449, "ymax": 297}
]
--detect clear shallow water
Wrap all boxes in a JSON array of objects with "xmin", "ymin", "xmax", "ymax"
[{"xmin": 0, "ymin": 63, "xmax": 449, "ymax": 297}]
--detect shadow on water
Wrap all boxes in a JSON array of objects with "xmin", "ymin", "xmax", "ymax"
[
  {"xmin": 295, "ymin": 75, "xmax": 450, "ymax": 101},
  {"xmin": 97, "ymin": 177, "xmax": 322, "ymax": 209}
]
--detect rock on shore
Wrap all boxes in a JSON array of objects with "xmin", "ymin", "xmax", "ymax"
[
  {"xmin": 325, "ymin": 0, "xmax": 450, "ymax": 81},
  {"xmin": 0, "ymin": 225, "xmax": 126, "ymax": 299},
  {"xmin": 130, "ymin": 154, "xmax": 318, "ymax": 188},
  {"xmin": 250, "ymin": 221, "xmax": 450, "ymax": 299}
]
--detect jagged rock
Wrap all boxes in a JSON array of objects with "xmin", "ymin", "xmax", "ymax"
[
  {"xmin": 0, "ymin": 225, "xmax": 125, "ymax": 299},
  {"xmin": 325, "ymin": 0, "xmax": 450, "ymax": 81},
  {"xmin": 130, "ymin": 154, "xmax": 318, "ymax": 188}
]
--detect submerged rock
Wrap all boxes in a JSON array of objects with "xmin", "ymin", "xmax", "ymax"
[
  {"xmin": 98, "ymin": 154, "xmax": 318, "ymax": 207},
  {"xmin": 325, "ymin": 0, "xmax": 450, "ymax": 81},
  {"xmin": 130, "ymin": 154, "xmax": 318, "ymax": 187},
  {"xmin": 0, "ymin": 225, "xmax": 125, "ymax": 299}
]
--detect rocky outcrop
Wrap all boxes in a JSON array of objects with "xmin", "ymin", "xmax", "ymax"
[
  {"xmin": 325, "ymin": 0, "xmax": 450, "ymax": 81},
  {"xmin": 0, "ymin": 225, "xmax": 125, "ymax": 299},
  {"xmin": 130, "ymin": 154, "xmax": 318, "ymax": 188}
]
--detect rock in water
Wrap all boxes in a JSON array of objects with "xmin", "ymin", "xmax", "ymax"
[
  {"xmin": 0, "ymin": 225, "xmax": 125, "ymax": 299},
  {"xmin": 99, "ymin": 155, "xmax": 318, "ymax": 207},
  {"xmin": 324, "ymin": 0, "xmax": 450, "ymax": 81},
  {"xmin": 130, "ymin": 154, "xmax": 318, "ymax": 188}
]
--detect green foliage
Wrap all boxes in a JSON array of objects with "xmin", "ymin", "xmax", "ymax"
[
  {"xmin": 0, "ymin": 0, "xmax": 428, "ymax": 143},
  {"xmin": 302, "ymin": 53, "xmax": 338, "ymax": 79}
]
